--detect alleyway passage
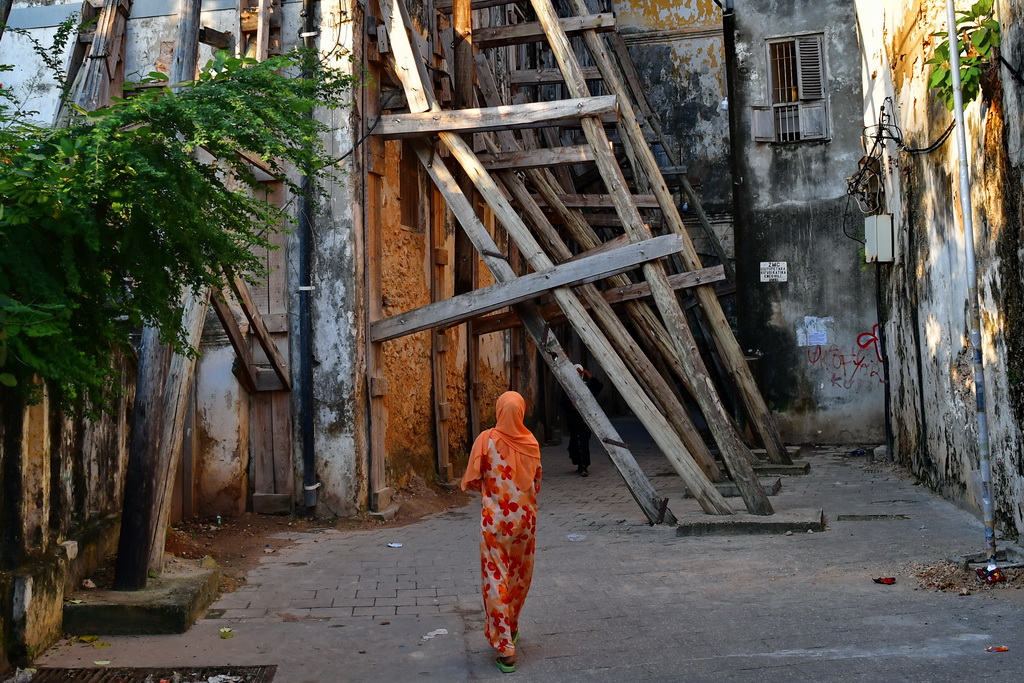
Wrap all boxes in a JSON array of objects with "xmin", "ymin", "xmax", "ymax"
[{"xmin": 39, "ymin": 419, "xmax": 1024, "ymax": 681}]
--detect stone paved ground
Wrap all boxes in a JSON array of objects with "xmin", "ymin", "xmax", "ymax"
[{"xmin": 38, "ymin": 418, "xmax": 1024, "ymax": 681}]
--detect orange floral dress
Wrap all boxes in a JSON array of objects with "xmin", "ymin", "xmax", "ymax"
[{"xmin": 467, "ymin": 436, "xmax": 541, "ymax": 658}]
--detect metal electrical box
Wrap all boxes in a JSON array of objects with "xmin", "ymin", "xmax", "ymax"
[{"xmin": 865, "ymin": 214, "xmax": 894, "ymax": 263}]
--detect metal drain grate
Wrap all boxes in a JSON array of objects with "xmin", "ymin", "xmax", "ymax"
[{"xmin": 26, "ymin": 665, "xmax": 276, "ymax": 682}]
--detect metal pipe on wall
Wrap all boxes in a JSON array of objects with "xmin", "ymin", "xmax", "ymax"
[
  {"xmin": 298, "ymin": 0, "xmax": 319, "ymax": 508},
  {"xmin": 944, "ymin": 0, "xmax": 996, "ymax": 565}
]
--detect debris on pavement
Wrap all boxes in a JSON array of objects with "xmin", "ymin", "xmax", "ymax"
[
  {"xmin": 986, "ymin": 646, "xmax": 1009, "ymax": 652},
  {"xmin": 421, "ymin": 628, "xmax": 449, "ymax": 641},
  {"xmin": 906, "ymin": 560, "xmax": 1024, "ymax": 592},
  {"xmin": 387, "ymin": 542, "xmax": 403, "ymax": 548},
  {"xmin": 873, "ymin": 577, "xmax": 896, "ymax": 584},
  {"xmin": 219, "ymin": 627, "xmax": 234, "ymax": 639}
]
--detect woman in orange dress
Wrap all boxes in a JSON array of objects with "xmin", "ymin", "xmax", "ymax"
[{"xmin": 461, "ymin": 391, "xmax": 542, "ymax": 674}]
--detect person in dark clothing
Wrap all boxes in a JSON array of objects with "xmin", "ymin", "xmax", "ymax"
[{"xmin": 560, "ymin": 364, "xmax": 603, "ymax": 477}]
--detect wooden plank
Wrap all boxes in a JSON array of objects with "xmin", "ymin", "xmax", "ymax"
[
  {"xmin": 477, "ymin": 49, "xmax": 728, "ymax": 487},
  {"xmin": 364, "ymin": 50, "xmax": 391, "ymax": 513},
  {"xmin": 476, "ymin": 145, "xmax": 594, "ymax": 171},
  {"xmin": 430, "ymin": 186, "xmax": 453, "ymax": 481},
  {"xmin": 412, "ymin": 138, "xmax": 684, "ymax": 522},
  {"xmin": 578, "ymin": 5, "xmax": 787, "ymax": 465},
  {"xmin": 211, "ymin": 293, "xmax": 259, "ymax": 393},
  {"xmin": 380, "ymin": 0, "xmax": 728, "ymax": 515},
  {"xmin": 115, "ymin": 290, "xmax": 209, "ymax": 588},
  {"xmin": 536, "ymin": 193, "xmax": 660, "ymax": 209},
  {"xmin": 472, "ymin": 266, "xmax": 727, "ymax": 335},
  {"xmin": 485, "ymin": 142, "xmax": 722, "ymax": 483},
  {"xmin": 199, "ymin": 26, "xmax": 233, "ymax": 50},
  {"xmin": 228, "ymin": 275, "xmax": 291, "ymax": 389},
  {"xmin": 147, "ymin": 292, "xmax": 210, "ymax": 572},
  {"xmin": 472, "ymin": 13, "xmax": 615, "ymax": 48},
  {"xmin": 373, "ymin": 96, "xmax": 619, "ymax": 138},
  {"xmin": 511, "ymin": 67, "xmax": 602, "ymax": 85},
  {"xmin": 436, "ymin": 0, "xmax": 513, "ymax": 12},
  {"xmin": 113, "ymin": 328, "xmax": 169, "ymax": 590},
  {"xmin": 528, "ymin": 0, "xmax": 773, "ymax": 514},
  {"xmin": 252, "ymin": 393, "xmax": 275, "ymax": 494},
  {"xmin": 371, "ymin": 234, "xmax": 684, "ymax": 342},
  {"xmin": 271, "ymin": 391, "xmax": 293, "ymax": 495}
]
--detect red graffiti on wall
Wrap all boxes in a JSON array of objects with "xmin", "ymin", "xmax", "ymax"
[
  {"xmin": 857, "ymin": 324, "xmax": 884, "ymax": 363},
  {"xmin": 806, "ymin": 329, "xmax": 885, "ymax": 390}
]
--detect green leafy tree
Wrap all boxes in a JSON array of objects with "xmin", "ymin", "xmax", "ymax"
[
  {"xmin": 926, "ymin": 0, "xmax": 1000, "ymax": 110},
  {"xmin": 0, "ymin": 48, "xmax": 354, "ymax": 406}
]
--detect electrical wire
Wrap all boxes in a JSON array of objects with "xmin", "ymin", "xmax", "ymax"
[
  {"xmin": 333, "ymin": 112, "xmax": 381, "ymax": 164},
  {"xmin": 840, "ymin": 192, "xmax": 865, "ymax": 245}
]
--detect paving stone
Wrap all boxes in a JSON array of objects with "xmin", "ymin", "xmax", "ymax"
[{"xmin": 35, "ymin": 419, "xmax": 1024, "ymax": 681}]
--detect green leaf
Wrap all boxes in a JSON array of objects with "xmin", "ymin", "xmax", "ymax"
[
  {"xmin": 929, "ymin": 66, "xmax": 949, "ymax": 88},
  {"xmin": 147, "ymin": 71, "xmax": 169, "ymax": 81},
  {"xmin": 0, "ymin": 374, "xmax": 16, "ymax": 387}
]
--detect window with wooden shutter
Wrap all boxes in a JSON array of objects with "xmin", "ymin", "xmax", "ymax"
[{"xmin": 755, "ymin": 34, "xmax": 829, "ymax": 143}]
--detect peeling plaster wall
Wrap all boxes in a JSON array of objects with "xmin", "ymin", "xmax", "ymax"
[
  {"xmin": 295, "ymin": 0, "xmax": 363, "ymax": 516},
  {"xmin": 194, "ymin": 331, "xmax": 250, "ymax": 517},
  {"xmin": 610, "ymin": 0, "xmax": 732, "ymax": 209},
  {"xmin": 856, "ymin": 0, "xmax": 1024, "ymax": 535},
  {"xmin": 731, "ymin": 0, "xmax": 884, "ymax": 443},
  {"xmin": 0, "ymin": 370, "xmax": 132, "ymax": 666}
]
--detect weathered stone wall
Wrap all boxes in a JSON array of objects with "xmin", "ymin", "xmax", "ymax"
[
  {"xmin": 730, "ymin": 0, "xmax": 884, "ymax": 443},
  {"xmin": 0, "ymin": 370, "xmax": 132, "ymax": 666},
  {"xmin": 856, "ymin": 0, "xmax": 1024, "ymax": 535},
  {"xmin": 610, "ymin": 0, "xmax": 731, "ymax": 209}
]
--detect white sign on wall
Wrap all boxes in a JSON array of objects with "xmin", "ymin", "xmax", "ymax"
[{"xmin": 760, "ymin": 261, "xmax": 788, "ymax": 282}]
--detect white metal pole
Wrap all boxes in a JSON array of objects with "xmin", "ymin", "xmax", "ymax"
[{"xmin": 945, "ymin": 0, "xmax": 997, "ymax": 565}]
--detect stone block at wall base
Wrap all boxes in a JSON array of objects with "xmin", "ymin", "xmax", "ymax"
[
  {"xmin": 0, "ymin": 515, "xmax": 120, "ymax": 667},
  {"xmin": 63, "ymin": 566, "xmax": 220, "ymax": 636}
]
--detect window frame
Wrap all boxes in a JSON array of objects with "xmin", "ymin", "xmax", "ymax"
[{"xmin": 753, "ymin": 33, "xmax": 829, "ymax": 144}]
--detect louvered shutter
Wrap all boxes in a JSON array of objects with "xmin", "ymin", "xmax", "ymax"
[
  {"xmin": 798, "ymin": 102, "xmax": 827, "ymax": 139},
  {"xmin": 752, "ymin": 105, "xmax": 775, "ymax": 142},
  {"xmin": 796, "ymin": 35, "xmax": 824, "ymax": 101}
]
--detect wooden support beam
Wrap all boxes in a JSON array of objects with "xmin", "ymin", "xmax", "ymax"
[
  {"xmin": 199, "ymin": 26, "xmax": 234, "ymax": 50},
  {"xmin": 413, "ymin": 138, "xmax": 683, "ymax": 522},
  {"xmin": 474, "ymin": 49, "xmax": 725, "ymax": 484},
  {"xmin": 211, "ymin": 294, "xmax": 260, "ymax": 393},
  {"xmin": 472, "ymin": 265, "xmax": 726, "ymax": 335},
  {"xmin": 534, "ymin": 193, "xmax": 660, "ymax": 210},
  {"xmin": 473, "ymin": 13, "xmax": 615, "ymax": 48},
  {"xmin": 373, "ymin": 96, "xmax": 619, "ymax": 138},
  {"xmin": 436, "ymin": 0, "xmax": 515, "ymax": 12},
  {"xmin": 381, "ymin": 0, "xmax": 729, "ymax": 515},
  {"xmin": 430, "ymin": 188, "xmax": 453, "ymax": 482},
  {"xmin": 511, "ymin": 67, "xmax": 602, "ymax": 85},
  {"xmin": 527, "ymin": 0, "xmax": 772, "ymax": 514},
  {"xmin": 371, "ymin": 234, "xmax": 684, "ymax": 342},
  {"xmin": 574, "ymin": 5, "xmax": 787, "ymax": 465},
  {"xmin": 116, "ymin": 291, "xmax": 210, "ymax": 587},
  {"xmin": 476, "ymin": 144, "xmax": 594, "ymax": 171},
  {"xmin": 485, "ymin": 140, "xmax": 723, "ymax": 484},
  {"xmin": 227, "ymin": 274, "xmax": 291, "ymax": 390}
]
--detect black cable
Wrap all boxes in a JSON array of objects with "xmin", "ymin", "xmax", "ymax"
[
  {"xmin": 841, "ymin": 192, "xmax": 865, "ymax": 245},
  {"xmin": 333, "ymin": 112, "xmax": 381, "ymax": 164},
  {"xmin": 903, "ymin": 121, "xmax": 954, "ymax": 155},
  {"xmin": 999, "ymin": 54, "xmax": 1024, "ymax": 87}
]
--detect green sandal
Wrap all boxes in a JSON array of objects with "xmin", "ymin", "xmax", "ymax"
[{"xmin": 495, "ymin": 657, "xmax": 516, "ymax": 674}]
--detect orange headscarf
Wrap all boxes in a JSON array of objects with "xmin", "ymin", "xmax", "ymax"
[{"xmin": 461, "ymin": 391, "xmax": 541, "ymax": 493}]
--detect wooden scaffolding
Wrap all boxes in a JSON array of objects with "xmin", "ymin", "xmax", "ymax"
[{"xmin": 366, "ymin": 0, "xmax": 793, "ymax": 524}]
